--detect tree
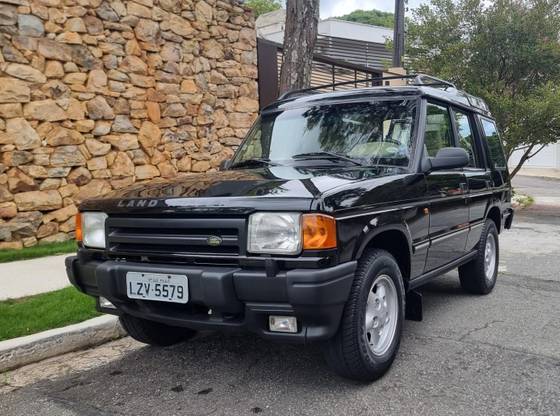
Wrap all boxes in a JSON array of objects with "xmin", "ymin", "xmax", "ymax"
[
  {"xmin": 406, "ymin": 0, "xmax": 560, "ymax": 177},
  {"xmin": 278, "ymin": 0, "xmax": 320, "ymax": 94},
  {"xmin": 336, "ymin": 9, "xmax": 394, "ymax": 28},
  {"xmin": 245, "ymin": 0, "xmax": 282, "ymax": 18}
]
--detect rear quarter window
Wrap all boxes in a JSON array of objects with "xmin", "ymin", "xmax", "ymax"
[{"xmin": 480, "ymin": 118, "xmax": 507, "ymax": 169}]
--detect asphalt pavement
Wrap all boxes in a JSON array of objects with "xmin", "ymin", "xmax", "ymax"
[{"xmin": 1, "ymin": 176, "xmax": 559, "ymax": 416}]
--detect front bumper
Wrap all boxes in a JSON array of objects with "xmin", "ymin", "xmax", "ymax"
[{"xmin": 66, "ymin": 253, "xmax": 357, "ymax": 343}]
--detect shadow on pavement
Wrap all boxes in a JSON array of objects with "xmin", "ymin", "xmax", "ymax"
[
  {"xmin": 26, "ymin": 278, "xmax": 466, "ymax": 409},
  {"xmin": 6, "ymin": 273, "xmax": 559, "ymax": 415}
]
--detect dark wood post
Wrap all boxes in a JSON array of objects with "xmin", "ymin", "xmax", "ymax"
[{"xmin": 257, "ymin": 39, "xmax": 279, "ymax": 109}]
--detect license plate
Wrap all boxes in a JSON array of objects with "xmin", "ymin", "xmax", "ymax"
[{"xmin": 126, "ymin": 272, "xmax": 189, "ymax": 304}]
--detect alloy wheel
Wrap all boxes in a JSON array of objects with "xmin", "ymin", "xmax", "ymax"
[{"xmin": 364, "ymin": 274, "xmax": 399, "ymax": 356}]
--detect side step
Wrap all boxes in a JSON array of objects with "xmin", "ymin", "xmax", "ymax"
[{"xmin": 405, "ymin": 290, "xmax": 423, "ymax": 321}]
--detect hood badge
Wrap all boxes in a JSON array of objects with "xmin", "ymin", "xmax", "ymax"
[
  {"xmin": 207, "ymin": 235, "xmax": 223, "ymax": 247},
  {"xmin": 117, "ymin": 199, "xmax": 159, "ymax": 208}
]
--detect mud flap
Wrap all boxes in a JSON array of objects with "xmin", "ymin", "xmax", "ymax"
[{"xmin": 405, "ymin": 290, "xmax": 423, "ymax": 321}]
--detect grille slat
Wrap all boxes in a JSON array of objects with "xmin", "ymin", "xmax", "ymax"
[
  {"xmin": 108, "ymin": 217, "xmax": 243, "ymax": 229},
  {"xmin": 106, "ymin": 216, "xmax": 246, "ymax": 261},
  {"xmin": 108, "ymin": 232, "xmax": 239, "ymax": 247}
]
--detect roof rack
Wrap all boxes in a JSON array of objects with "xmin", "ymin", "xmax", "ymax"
[{"xmin": 277, "ymin": 73, "xmax": 457, "ymax": 101}]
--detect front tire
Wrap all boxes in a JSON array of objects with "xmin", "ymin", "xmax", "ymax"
[
  {"xmin": 323, "ymin": 249, "xmax": 405, "ymax": 382},
  {"xmin": 458, "ymin": 219, "xmax": 499, "ymax": 295},
  {"xmin": 119, "ymin": 314, "xmax": 196, "ymax": 346}
]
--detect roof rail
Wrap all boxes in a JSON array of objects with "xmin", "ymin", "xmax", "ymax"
[
  {"xmin": 277, "ymin": 73, "xmax": 456, "ymax": 101},
  {"xmin": 412, "ymin": 74, "xmax": 456, "ymax": 89}
]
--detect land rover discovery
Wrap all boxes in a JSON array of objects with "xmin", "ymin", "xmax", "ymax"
[{"xmin": 66, "ymin": 75, "xmax": 513, "ymax": 381}]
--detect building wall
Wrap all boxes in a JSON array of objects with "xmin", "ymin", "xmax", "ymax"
[
  {"xmin": 256, "ymin": 12, "xmax": 393, "ymax": 46},
  {"xmin": 0, "ymin": 0, "xmax": 258, "ymax": 249},
  {"xmin": 509, "ymin": 142, "xmax": 560, "ymax": 171},
  {"xmin": 256, "ymin": 12, "xmax": 393, "ymax": 74},
  {"xmin": 318, "ymin": 19, "xmax": 392, "ymax": 44}
]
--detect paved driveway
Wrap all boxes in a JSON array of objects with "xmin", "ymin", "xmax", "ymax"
[{"xmin": 1, "ymin": 176, "xmax": 559, "ymax": 416}]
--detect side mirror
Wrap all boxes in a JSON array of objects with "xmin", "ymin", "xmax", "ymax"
[
  {"xmin": 428, "ymin": 147, "xmax": 469, "ymax": 171},
  {"xmin": 220, "ymin": 159, "xmax": 232, "ymax": 171}
]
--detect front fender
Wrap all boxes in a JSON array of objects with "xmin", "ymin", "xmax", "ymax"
[{"xmin": 353, "ymin": 222, "xmax": 413, "ymax": 260}]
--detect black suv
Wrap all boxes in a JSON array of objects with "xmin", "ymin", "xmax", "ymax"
[{"xmin": 66, "ymin": 75, "xmax": 513, "ymax": 381}]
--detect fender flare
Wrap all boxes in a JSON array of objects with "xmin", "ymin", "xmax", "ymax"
[
  {"xmin": 353, "ymin": 223, "xmax": 413, "ymax": 260},
  {"xmin": 484, "ymin": 201, "xmax": 503, "ymax": 230}
]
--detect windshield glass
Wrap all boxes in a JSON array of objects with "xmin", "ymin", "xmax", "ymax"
[{"xmin": 232, "ymin": 99, "xmax": 417, "ymax": 168}]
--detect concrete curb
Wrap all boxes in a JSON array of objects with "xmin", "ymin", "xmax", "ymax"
[{"xmin": 0, "ymin": 315, "xmax": 126, "ymax": 373}]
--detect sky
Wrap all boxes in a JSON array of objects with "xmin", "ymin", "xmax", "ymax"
[{"xmin": 320, "ymin": 0, "xmax": 425, "ymax": 18}]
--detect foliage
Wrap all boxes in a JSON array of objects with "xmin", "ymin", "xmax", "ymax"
[
  {"xmin": 336, "ymin": 9, "xmax": 394, "ymax": 28},
  {"xmin": 512, "ymin": 192, "xmax": 534, "ymax": 208},
  {"xmin": 406, "ymin": 0, "xmax": 560, "ymax": 177},
  {"xmin": 0, "ymin": 240, "xmax": 76, "ymax": 263},
  {"xmin": 245, "ymin": 0, "xmax": 282, "ymax": 18},
  {"xmin": 0, "ymin": 287, "xmax": 100, "ymax": 341}
]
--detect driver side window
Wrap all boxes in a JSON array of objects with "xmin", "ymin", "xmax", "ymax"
[{"xmin": 424, "ymin": 103, "xmax": 453, "ymax": 157}]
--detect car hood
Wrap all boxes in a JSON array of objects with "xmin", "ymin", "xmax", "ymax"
[{"xmin": 80, "ymin": 165, "xmax": 408, "ymax": 215}]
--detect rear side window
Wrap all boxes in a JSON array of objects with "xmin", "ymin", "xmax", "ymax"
[
  {"xmin": 480, "ymin": 118, "xmax": 507, "ymax": 168},
  {"xmin": 424, "ymin": 103, "xmax": 453, "ymax": 157},
  {"xmin": 453, "ymin": 110, "xmax": 477, "ymax": 167}
]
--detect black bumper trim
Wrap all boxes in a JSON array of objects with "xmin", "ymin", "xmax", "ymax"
[{"xmin": 66, "ymin": 256, "xmax": 357, "ymax": 342}]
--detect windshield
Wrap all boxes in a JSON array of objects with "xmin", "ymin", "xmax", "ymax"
[{"xmin": 232, "ymin": 99, "xmax": 417, "ymax": 168}]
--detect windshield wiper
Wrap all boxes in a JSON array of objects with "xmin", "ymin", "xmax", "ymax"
[
  {"xmin": 291, "ymin": 151, "xmax": 366, "ymax": 166},
  {"xmin": 230, "ymin": 158, "xmax": 272, "ymax": 169}
]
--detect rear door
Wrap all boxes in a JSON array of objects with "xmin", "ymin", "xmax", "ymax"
[
  {"xmin": 451, "ymin": 108, "xmax": 492, "ymax": 251},
  {"xmin": 478, "ymin": 117, "xmax": 511, "ymax": 189},
  {"xmin": 477, "ymin": 116, "xmax": 513, "ymax": 227},
  {"xmin": 423, "ymin": 102, "xmax": 469, "ymax": 272}
]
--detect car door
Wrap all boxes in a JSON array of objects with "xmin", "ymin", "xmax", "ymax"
[
  {"xmin": 478, "ymin": 116, "xmax": 513, "ymax": 228},
  {"xmin": 423, "ymin": 102, "xmax": 469, "ymax": 272},
  {"xmin": 478, "ymin": 116, "xmax": 511, "ymax": 190},
  {"xmin": 451, "ymin": 108, "xmax": 492, "ymax": 251}
]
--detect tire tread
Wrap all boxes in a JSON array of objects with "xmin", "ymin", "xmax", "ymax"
[
  {"xmin": 323, "ymin": 249, "xmax": 405, "ymax": 381},
  {"xmin": 458, "ymin": 219, "xmax": 499, "ymax": 295}
]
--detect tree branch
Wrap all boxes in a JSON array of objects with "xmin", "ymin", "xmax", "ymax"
[
  {"xmin": 527, "ymin": 144, "xmax": 547, "ymax": 159},
  {"xmin": 510, "ymin": 144, "xmax": 535, "ymax": 178}
]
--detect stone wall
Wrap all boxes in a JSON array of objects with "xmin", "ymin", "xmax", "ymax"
[{"xmin": 0, "ymin": 0, "xmax": 258, "ymax": 249}]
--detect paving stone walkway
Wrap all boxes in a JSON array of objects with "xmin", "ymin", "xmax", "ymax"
[{"xmin": 0, "ymin": 254, "xmax": 70, "ymax": 301}]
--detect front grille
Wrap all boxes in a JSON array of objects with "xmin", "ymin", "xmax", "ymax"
[{"xmin": 106, "ymin": 216, "xmax": 246, "ymax": 262}]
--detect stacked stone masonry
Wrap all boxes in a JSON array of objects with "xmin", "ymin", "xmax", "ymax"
[{"xmin": 0, "ymin": 0, "xmax": 258, "ymax": 249}]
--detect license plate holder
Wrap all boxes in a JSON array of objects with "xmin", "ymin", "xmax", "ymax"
[{"xmin": 126, "ymin": 272, "xmax": 189, "ymax": 304}]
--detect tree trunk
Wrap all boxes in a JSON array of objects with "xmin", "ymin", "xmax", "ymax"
[
  {"xmin": 278, "ymin": 0, "xmax": 320, "ymax": 95},
  {"xmin": 509, "ymin": 145, "xmax": 534, "ymax": 179}
]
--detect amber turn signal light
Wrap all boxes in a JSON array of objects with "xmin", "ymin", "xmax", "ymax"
[
  {"xmin": 302, "ymin": 214, "xmax": 337, "ymax": 250},
  {"xmin": 75, "ymin": 212, "xmax": 83, "ymax": 242}
]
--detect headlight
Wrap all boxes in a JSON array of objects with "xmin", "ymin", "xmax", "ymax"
[
  {"xmin": 78, "ymin": 212, "xmax": 108, "ymax": 249},
  {"xmin": 248, "ymin": 212, "xmax": 302, "ymax": 255}
]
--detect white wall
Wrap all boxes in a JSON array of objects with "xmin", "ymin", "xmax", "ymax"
[
  {"xmin": 255, "ymin": 9, "xmax": 285, "ymax": 43},
  {"xmin": 255, "ymin": 13, "xmax": 393, "ymax": 44},
  {"xmin": 509, "ymin": 142, "xmax": 560, "ymax": 169},
  {"xmin": 318, "ymin": 19, "xmax": 393, "ymax": 43}
]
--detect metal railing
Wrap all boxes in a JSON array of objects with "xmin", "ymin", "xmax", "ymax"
[{"xmin": 277, "ymin": 73, "xmax": 457, "ymax": 100}]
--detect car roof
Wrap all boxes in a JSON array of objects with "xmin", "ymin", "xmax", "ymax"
[{"xmin": 264, "ymin": 85, "xmax": 492, "ymax": 117}]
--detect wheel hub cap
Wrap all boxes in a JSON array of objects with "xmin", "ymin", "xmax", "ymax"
[
  {"xmin": 484, "ymin": 234, "xmax": 496, "ymax": 282},
  {"xmin": 364, "ymin": 274, "xmax": 398, "ymax": 356}
]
